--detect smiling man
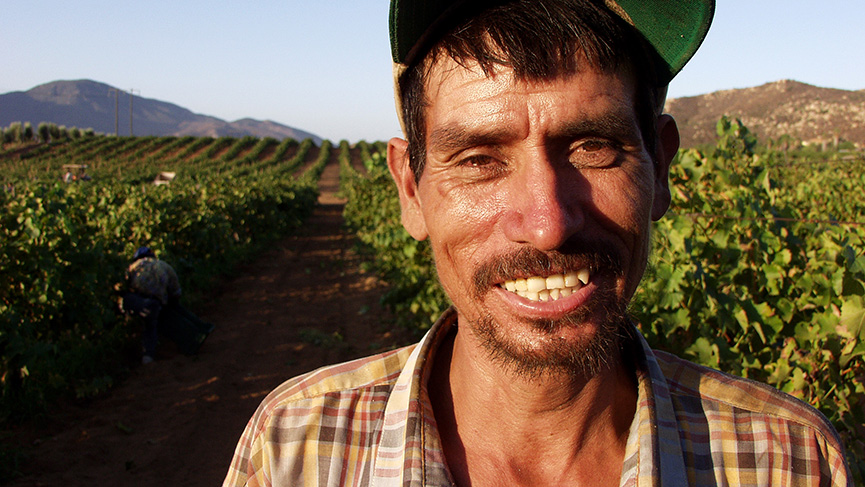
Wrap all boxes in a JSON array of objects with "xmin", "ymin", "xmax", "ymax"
[{"xmin": 224, "ymin": 1, "xmax": 851, "ymax": 486}]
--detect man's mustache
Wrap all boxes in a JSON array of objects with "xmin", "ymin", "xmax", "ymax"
[{"xmin": 471, "ymin": 240, "xmax": 624, "ymax": 298}]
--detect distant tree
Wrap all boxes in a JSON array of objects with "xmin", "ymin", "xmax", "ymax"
[
  {"xmin": 7, "ymin": 122, "xmax": 22, "ymax": 143},
  {"xmin": 58, "ymin": 125, "xmax": 68, "ymax": 140},
  {"xmin": 22, "ymin": 122, "xmax": 33, "ymax": 142},
  {"xmin": 84, "ymin": 128, "xmax": 95, "ymax": 137},
  {"xmin": 70, "ymin": 127, "xmax": 81, "ymax": 140},
  {"xmin": 48, "ymin": 123, "xmax": 60, "ymax": 141},
  {"xmin": 38, "ymin": 122, "xmax": 50, "ymax": 143}
]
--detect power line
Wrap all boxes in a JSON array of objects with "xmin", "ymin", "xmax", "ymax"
[
  {"xmin": 129, "ymin": 89, "xmax": 139, "ymax": 136},
  {"xmin": 107, "ymin": 88, "xmax": 121, "ymax": 136}
]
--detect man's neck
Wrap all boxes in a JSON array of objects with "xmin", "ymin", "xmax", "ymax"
[{"xmin": 428, "ymin": 326, "xmax": 638, "ymax": 487}]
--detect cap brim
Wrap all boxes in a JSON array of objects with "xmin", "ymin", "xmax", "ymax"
[
  {"xmin": 389, "ymin": 0, "xmax": 715, "ymax": 134},
  {"xmin": 390, "ymin": 0, "xmax": 714, "ymax": 81}
]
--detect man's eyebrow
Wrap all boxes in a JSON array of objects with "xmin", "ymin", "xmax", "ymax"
[
  {"xmin": 429, "ymin": 113, "xmax": 641, "ymax": 154},
  {"xmin": 428, "ymin": 123, "xmax": 514, "ymax": 154},
  {"xmin": 551, "ymin": 112, "xmax": 641, "ymax": 142}
]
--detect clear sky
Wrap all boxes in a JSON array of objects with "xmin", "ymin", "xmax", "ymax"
[{"xmin": 2, "ymin": 1, "xmax": 862, "ymax": 143}]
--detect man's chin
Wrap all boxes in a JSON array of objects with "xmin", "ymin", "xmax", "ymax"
[{"xmin": 468, "ymin": 298, "xmax": 631, "ymax": 380}]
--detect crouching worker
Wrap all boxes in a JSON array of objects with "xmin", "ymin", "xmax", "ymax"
[{"xmin": 121, "ymin": 246, "xmax": 213, "ymax": 363}]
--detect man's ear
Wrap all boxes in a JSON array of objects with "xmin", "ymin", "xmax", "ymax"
[
  {"xmin": 387, "ymin": 137, "xmax": 429, "ymax": 241},
  {"xmin": 651, "ymin": 114, "xmax": 679, "ymax": 221}
]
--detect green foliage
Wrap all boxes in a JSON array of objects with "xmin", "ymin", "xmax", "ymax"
[
  {"xmin": 37, "ymin": 123, "xmax": 50, "ymax": 143},
  {"xmin": 342, "ymin": 151, "xmax": 449, "ymax": 332},
  {"xmin": 633, "ymin": 129, "xmax": 865, "ymax": 480},
  {"xmin": 4, "ymin": 123, "xmax": 22, "ymax": 144},
  {"xmin": 1, "ymin": 122, "xmax": 93, "ymax": 146},
  {"xmin": 22, "ymin": 123, "xmax": 33, "ymax": 143},
  {"xmin": 337, "ymin": 140, "xmax": 353, "ymax": 195},
  {"xmin": 342, "ymin": 120, "xmax": 864, "ymax": 480},
  {"xmin": 298, "ymin": 140, "xmax": 332, "ymax": 184},
  {"xmin": 714, "ymin": 116, "xmax": 757, "ymax": 158},
  {"xmin": 47, "ymin": 123, "xmax": 60, "ymax": 142},
  {"xmin": 0, "ymin": 136, "xmax": 323, "ymax": 424}
]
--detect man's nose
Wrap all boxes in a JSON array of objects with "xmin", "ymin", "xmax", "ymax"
[{"xmin": 500, "ymin": 158, "xmax": 585, "ymax": 251}]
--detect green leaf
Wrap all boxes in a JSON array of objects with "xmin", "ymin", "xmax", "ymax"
[
  {"xmin": 776, "ymin": 298, "xmax": 795, "ymax": 322},
  {"xmin": 767, "ymin": 358, "xmax": 791, "ymax": 385},
  {"xmin": 840, "ymin": 295, "xmax": 865, "ymax": 340},
  {"xmin": 840, "ymin": 339, "xmax": 865, "ymax": 368},
  {"xmin": 686, "ymin": 337, "xmax": 720, "ymax": 368},
  {"xmin": 781, "ymin": 367, "xmax": 808, "ymax": 395},
  {"xmin": 832, "ymin": 269, "xmax": 846, "ymax": 297}
]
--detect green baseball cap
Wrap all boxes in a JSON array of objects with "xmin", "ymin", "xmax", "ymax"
[{"xmin": 389, "ymin": 0, "xmax": 715, "ymax": 84}]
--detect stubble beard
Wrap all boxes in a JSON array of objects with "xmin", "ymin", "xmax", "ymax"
[
  {"xmin": 470, "ymin": 290, "xmax": 631, "ymax": 381},
  {"xmin": 467, "ymin": 245, "xmax": 637, "ymax": 381}
]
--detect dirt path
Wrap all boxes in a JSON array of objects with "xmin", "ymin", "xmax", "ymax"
[{"xmin": 8, "ymin": 148, "xmax": 413, "ymax": 486}]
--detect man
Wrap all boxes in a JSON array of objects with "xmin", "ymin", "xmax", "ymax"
[
  {"xmin": 224, "ymin": 1, "xmax": 851, "ymax": 485},
  {"xmin": 122, "ymin": 246, "xmax": 182, "ymax": 363}
]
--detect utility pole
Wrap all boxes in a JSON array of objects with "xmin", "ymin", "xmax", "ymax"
[
  {"xmin": 128, "ymin": 89, "xmax": 139, "ymax": 136},
  {"xmin": 108, "ymin": 88, "xmax": 120, "ymax": 136}
]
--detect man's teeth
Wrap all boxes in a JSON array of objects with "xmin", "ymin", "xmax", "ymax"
[{"xmin": 501, "ymin": 270, "xmax": 590, "ymax": 302}]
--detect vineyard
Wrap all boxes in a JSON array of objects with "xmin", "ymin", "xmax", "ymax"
[
  {"xmin": 0, "ymin": 132, "xmax": 357, "ymax": 421},
  {"xmin": 2, "ymin": 119, "xmax": 864, "ymax": 482},
  {"xmin": 342, "ymin": 119, "xmax": 865, "ymax": 481}
]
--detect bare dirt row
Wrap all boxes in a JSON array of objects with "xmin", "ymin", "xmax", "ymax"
[{"xmin": 8, "ymin": 147, "xmax": 412, "ymax": 486}]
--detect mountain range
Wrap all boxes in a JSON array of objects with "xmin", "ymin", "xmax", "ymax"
[
  {"xmin": 0, "ymin": 80, "xmax": 322, "ymax": 144},
  {"xmin": 665, "ymin": 79, "xmax": 865, "ymax": 148},
  {"xmin": 2, "ymin": 79, "xmax": 864, "ymax": 149}
]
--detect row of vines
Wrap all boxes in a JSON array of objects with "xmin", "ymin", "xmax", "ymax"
[
  {"xmin": 2, "ymin": 121, "xmax": 862, "ymax": 480},
  {"xmin": 342, "ymin": 119, "xmax": 865, "ymax": 482},
  {"xmin": 0, "ymin": 134, "xmax": 335, "ymax": 427}
]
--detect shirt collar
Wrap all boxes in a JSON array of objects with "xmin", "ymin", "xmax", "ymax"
[
  {"xmin": 371, "ymin": 309, "xmax": 688, "ymax": 487},
  {"xmin": 372, "ymin": 307, "xmax": 458, "ymax": 486},
  {"xmin": 628, "ymin": 331, "xmax": 689, "ymax": 487}
]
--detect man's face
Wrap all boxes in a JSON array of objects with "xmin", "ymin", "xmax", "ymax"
[{"xmin": 388, "ymin": 56, "xmax": 674, "ymax": 376}]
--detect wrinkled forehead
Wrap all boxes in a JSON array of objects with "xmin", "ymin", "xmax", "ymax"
[
  {"xmin": 419, "ymin": 44, "xmax": 643, "ymax": 123},
  {"xmin": 424, "ymin": 47, "xmax": 634, "ymax": 99},
  {"xmin": 396, "ymin": 39, "xmax": 632, "ymax": 138},
  {"xmin": 421, "ymin": 54, "xmax": 642, "ymax": 143},
  {"xmin": 394, "ymin": 9, "xmax": 643, "ymax": 136}
]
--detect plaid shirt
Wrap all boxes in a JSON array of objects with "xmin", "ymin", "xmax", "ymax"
[{"xmin": 223, "ymin": 308, "xmax": 850, "ymax": 486}]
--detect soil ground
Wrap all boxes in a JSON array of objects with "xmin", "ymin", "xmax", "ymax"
[{"xmin": 6, "ymin": 149, "xmax": 416, "ymax": 486}]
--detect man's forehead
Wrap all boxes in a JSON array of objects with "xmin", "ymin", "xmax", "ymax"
[
  {"xmin": 424, "ymin": 58, "xmax": 642, "ymax": 150},
  {"xmin": 423, "ymin": 45, "xmax": 635, "ymax": 88},
  {"xmin": 423, "ymin": 52, "xmax": 638, "ymax": 112}
]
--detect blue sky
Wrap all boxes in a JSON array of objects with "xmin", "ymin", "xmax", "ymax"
[{"xmin": 2, "ymin": 1, "xmax": 862, "ymax": 142}]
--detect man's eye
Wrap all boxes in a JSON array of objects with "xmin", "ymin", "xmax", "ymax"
[
  {"xmin": 458, "ymin": 154, "xmax": 500, "ymax": 167},
  {"xmin": 571, "ymin": 139, "xmax": 619, "ymax": 167},
  {"xmin": 452, "ymin": 154, "xmax": 508, "ymax": 181},
  {"xmin": 576, "ymin": 139, "xmax": 612, "ymax": 152}
]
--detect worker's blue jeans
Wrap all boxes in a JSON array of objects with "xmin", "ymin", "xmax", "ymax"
[{"xmin": 122, "ymin": 293, "xmax": 162, "ymax": 357}]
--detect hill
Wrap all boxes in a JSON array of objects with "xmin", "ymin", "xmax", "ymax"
[
  {"xmin": 665, "ymin": 80, "xmax": 865, "ymax": 148},
  {"xmin": 0, "ymin": 80, "xmax": 322, "ymax": 143},
  {"xmin": 5, "ymin": 79, "xmax": 864, "ymax": 149}
]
